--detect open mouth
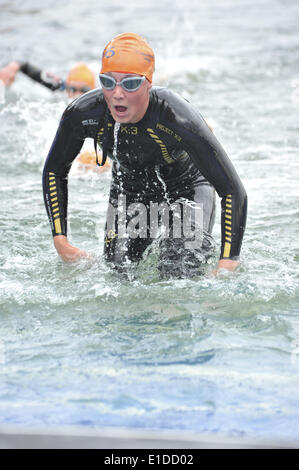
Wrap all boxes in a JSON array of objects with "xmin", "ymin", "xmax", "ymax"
[{"xmin": 115, "ymin": 105, "xmax": 127, "ymax": 113}]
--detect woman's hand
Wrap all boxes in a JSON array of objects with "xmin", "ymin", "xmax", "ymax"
[
  {"xmin": 212, "ymin": 259, "xmax": 240, "ymax": 276},
  {"xmin": 53, "ymin": 235, "xmax": 90, "ymax": 262},
  {"xmin": 0, "ymin": 62, "xmax": 20, "ymax": 86}
]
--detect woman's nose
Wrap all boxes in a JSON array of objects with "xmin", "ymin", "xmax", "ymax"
[{"xmin": 112, "ymin": 83, "xmax": 125, "ymax": 99}]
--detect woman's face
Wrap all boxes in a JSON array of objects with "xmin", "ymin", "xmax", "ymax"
[
  {"xmin": 102, "ymin": 72, "xmax": 152, "ymax": 123},
  {"xmin": 66, "ymin": 80, "xmax": 89, "ymax": 99}
]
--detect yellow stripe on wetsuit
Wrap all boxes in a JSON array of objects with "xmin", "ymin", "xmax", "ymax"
[
  {"xmin": 48, "ymin": 172, "xmax": 62, "ymax": 235},
  {"xmin": 146, "ymin": 128, "xmax": 175, "ymax": 164},
  {"xmin": 223, "ymin": 194, "xmax": 232, "ymax": 258}
]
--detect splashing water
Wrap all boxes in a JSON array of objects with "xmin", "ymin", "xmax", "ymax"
[
  {"xmin": 113, "ymin": 122, "xmax": 121, "ymax": 160},
  {"xmin": 155, "ymin": 164, "xmax": 170, "ymax": 204}
]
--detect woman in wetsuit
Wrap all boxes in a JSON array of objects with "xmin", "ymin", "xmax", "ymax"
[
  {"xmin": 42, "ymin": 33, "xmax": 247, "ymax": 277},
  {"xmin": 0, "ymin": 61, "xmax": 95, "ymax": 98}
]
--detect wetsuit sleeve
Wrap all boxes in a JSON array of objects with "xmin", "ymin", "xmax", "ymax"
[
  {"xmin": 165, "ymin": 92, "xmax": 247, "ymax": 260},
  {"xmin": 42, "ymin": 108, "xmax": 84, "ymax": 237},
  {"xmin": 189, "ymin": 126, "xmax": 246, "ymax": 260},
  {"xmin": 19, "ymin": 62, "xmax": 63, "ymax": 91}
]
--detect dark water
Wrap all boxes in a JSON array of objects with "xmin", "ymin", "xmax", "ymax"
[{"xmin": 0, "ymin": 0, "xmax": 299, "ymax": 442}]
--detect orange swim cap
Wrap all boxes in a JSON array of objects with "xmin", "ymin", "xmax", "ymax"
[
  {"xmin": 66, "ymin": 63, "xmax": 96, "ymax": 89},
  {"xmin": 101, "ymin": 33, "xmax": 155, "ymax": 83}
]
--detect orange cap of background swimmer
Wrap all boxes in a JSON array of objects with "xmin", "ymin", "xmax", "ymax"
[
  {"xmin": 66, "ymin": 63, "xmax": 96, "ymax": 89},
  {"xmin": 100, "ymin": 33, "xmax": 155, "ymax": 83}
]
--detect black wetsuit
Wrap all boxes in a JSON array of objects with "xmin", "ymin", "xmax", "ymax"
[{"xmin": 43, "ymin": 87, "xmax": 247, "ymax": 277}]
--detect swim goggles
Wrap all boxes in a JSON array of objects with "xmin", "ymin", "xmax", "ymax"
[
  {"xmin": 99, "ymin": 74, "xmax": 146, "ymax": 92},
  {"xmin": 60, "ymin": 81, "xmax": 92, "ymax": 94}
]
